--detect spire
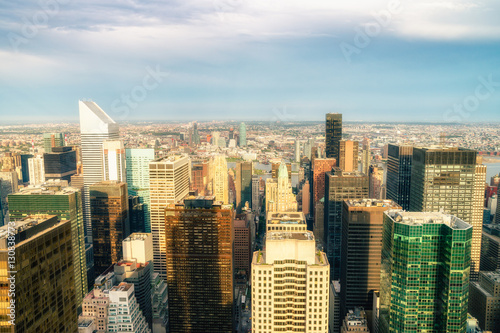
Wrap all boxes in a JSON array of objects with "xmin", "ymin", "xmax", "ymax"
[{"xmin": 278, "ymin": 161, "xmax": 288, "ymax": 179}]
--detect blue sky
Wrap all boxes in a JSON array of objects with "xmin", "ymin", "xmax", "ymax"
[{"xmin": 0, "ymin": 0, "xmax": 499, "ymax": 123}]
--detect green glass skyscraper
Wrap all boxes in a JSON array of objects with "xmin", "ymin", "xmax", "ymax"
[
  {"xmin": 380, "ymin": 210, "xmax": 472, "ymax": 333},
  {"xmin": 126, "ymin": 148, "xmax": 155, "ymax": 232},
  {"xmin": 8, "ymin": 183, "xmax": 88, "ymax": 305},
  {"xmin": 239, "ymin": 122, "xmax": 247, "ymax": 147}
]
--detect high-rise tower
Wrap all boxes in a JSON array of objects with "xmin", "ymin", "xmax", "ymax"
[
  {"xmin": 103, "ymin": 140, "xmax": 126, "ymax": 182},
  {"xmin": 212, "ymin": 154, "xmax": 228, "ymax": 204},
  {"xmin": 386, "ymin": 144, "xmax": 413, "ymax": 210},
  {"xmin": 239, "ymin": 122, "xmax": 247, "ymax": 147},
  {"xmin": 79, "ymin": 101, "xmax": 119, "ymax": 242},
  {"xmin": 325, "ymin": 113, "xmax": 342, "ymax": 161}
]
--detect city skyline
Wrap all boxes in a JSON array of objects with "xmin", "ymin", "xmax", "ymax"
[{"xmin": 1, "ymin": 1, "xmax": 500, "ymax": 122}]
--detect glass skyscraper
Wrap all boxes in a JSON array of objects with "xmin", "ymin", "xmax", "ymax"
[
  {"xmin": 380, "ymin": 210, "xmax": 472, "ymax": 333},
  {"xmin": 325, "ymin": 113, "xmax": 342, "ymax": 160},
  {"xmin": 386, "ymin": 144, "xmax": 413, "ymax": 211},
  {"xmin": 239, "ymin": 122, "xmax": 247, "ymax": 147}
]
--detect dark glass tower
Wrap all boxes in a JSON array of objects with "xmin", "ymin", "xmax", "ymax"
[
  {"xmin": 325, "ymin": 113, "xmax": 342, "ymax": 160},
  {"xmin": 165, "ymin": 196, "xmax": 233, "ymax": 333},
  {"xmin": 386, "ymin": 144, "xmax": 413, "ymax": 210},
  {"xmin": 43, "ymin": 146, "xmax": 77, "ymax": 182},
  {"xmin": 236, "ymin": 161, "xmax": 253, "ymax": 213}
]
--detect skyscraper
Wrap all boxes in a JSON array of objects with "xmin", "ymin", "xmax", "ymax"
[
  {"xmin": 212, "ymin": 154, "xmax": 228, "ymax": 204},
  {"xmin": 125, "ymin": 148, "xmax": 155, "ymax": 232},
  {"xmin": 128, "ymin": 195, "xmax": 145, "ymax": 233},
  {"xmin": 340, "ymin": 199, "xmax": 400, "ymax": 327},
  {"xmin": 239, "ymin": 122, "xmax": 247, "ymax": 147},
  {"xmin": 265, "ymin": 162, "xmax": 298, "ymax": 213},
  {"xmin": 361, "ymin": 138, "xmax": 371, "ymax": 175},
  {"xmin": 252, "ymin": 211, "xmax": 329, "ymax": 333},
  {"xmin": 149, "ymin": 155, "xmax": 190, "ymax": 279},
  {"xmin": 312, "ymin": 158, "xmax": 337, "ymax": 206},
  {"xmin": 79, "ymin": 101, "xmax": 119, "ymax": 241},
  {"xmin": 43, "ymin": 132, "xmax": 64, "ymax": 152},
  {"xmin": 369, "ymin": 165, "xmax": 384, "ymax": 199},
  {"xmin": 90, "ymin": 180, "xmax": 129, "ymax": 278},
  {"xmin": 252, "ymin": 174, "xmax": 261, "ymax": 213},
  {"xmin": 326, "ymin": 113, "xmax": 342, "ymax": 160},
  {"xmin": 28, "ymin": 155, "xmax": 45, "ymax": 185},
  {"xmin": 295, "ymin": 140, "xmax": 300, "ymax": 162},
  {"xmin": 8, "ymin": 183, "xmax": 87, "ymax": 305},
  {"xmin": 103, "ymin": 140, "xmax": 126, "ymax": 182},
  {"xmin": 0, "ymin": 215, "xmax": 77, "ymax": 331},
  {"xmin": 324, "ymin": 168, "xmax": 369, "ymax": 280},
  {"xmin": 379, "ymin": 210, "xmax": 472, "ymax": 333},
  {"xmin": 410, "ymin": 146, "xmax": 485, "ymax": 279},
  {"xmin": 165, "ymin": 197, "xmax": 233, "ymax": 332},
  {"xmin": 0, "ymin": 170, "xmax": 18, "ymax": 226},
  {"xmin": 339, "ymin": 140, "xmax": 359, "ymax": 172},
  {"xmin": 386, "ymin": 144, "xmax": 413, "ymax": 211},
  {"xmin": 236, "ymin": 161, "xmax": 253, "ymax": 213},
  {"xmin": 43, "ymin": 146, "xmax": 77, "ymax": 182},
  {"xmin": 469, "ymin": 270, "xmax": 500, "ymax": 333}
]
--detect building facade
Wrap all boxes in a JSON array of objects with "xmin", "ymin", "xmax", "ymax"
[
  {"xmin": 326, "ymin": 113, "xmax": 342, "ymax": 160},
  {"xmin": 339, "ymin": 140, "xmax": 359, "ymax": 173},
  {"xmin": 386, "ymin": 144, "xmax": 413, "ymax": 211}
]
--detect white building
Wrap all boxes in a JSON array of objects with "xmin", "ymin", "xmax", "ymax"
[
  {"xmin": 103, "ymin": 140, "xmax": 126, "ymax": 182},
  {"xmin": 28, "ymin": 155, "xmax": 45, "ymax": 185},
  {"xmin": 212, "ymin": 154, "xmax": 228, "ymax": 204},
  {"xmin": 252, "ymin": 212, "xmax": 329, "ymax": 333},
  {"xmin": 79, "ymin": 101, "xmax": 119, "ymax": 241}
]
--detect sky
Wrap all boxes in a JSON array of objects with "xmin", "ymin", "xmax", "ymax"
[{"xmin": 0, "ymin": 0, "xmax": 499, "ymax": 123}]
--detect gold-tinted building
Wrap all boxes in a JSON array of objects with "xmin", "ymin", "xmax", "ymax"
[
  {"xmin": 165, "ymin": 196, "xmax": 233, "ymax": 333},
  {"xmin": 90, "ymin": 181, "xmax": 129, "ymax": 278},
  {"xmin": 0, "ymin": 215, "xmax": 77, "ymax": 332}
]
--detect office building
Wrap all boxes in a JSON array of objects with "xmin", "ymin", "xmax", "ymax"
[
  {"xmin": 79, "ymin": 100, "xmax": 119, "ymax": 241},
  {"xmin": 126, "ymin": 148, "xmax": 155, "ymax": 232},
  {"xmin": 90, "ymin": 181, "xmax": 129, "ymax": 278},
  {"xmin": 469, "ymin": 270, "xmax": 500, "ymax": 333},
  {"xmin": 252, "ymin": 175, "xmax": 261, "ymax": 213},
  {"xmin": 410, "ymin": 146, "xmax": 485, "ymax": 280},
  {"xmin": 341, "ymin": 308, "xmax": 370, "ymax": 333},
  {"xmin": 313, "ymin": 158, "xmax": 336, "ymax": 207},
  {"xmin": 234, "ymin": 218, "xmax": 252, "ymax": 274},
  {"xmin": 239, "ymin": 122, "xmax": 247, "ymax": 147},
  {"xmin": 496, "ymin": 192, "xmax": 500, "ymax": 224},
  {"xmin": 8, "ymin": 183, "xmax": 88, "ymax": 306},
  {"xmin": 236, "ymin": 161, "xmax": 253, "ymax": 213},
  {"xmin": 340, "ymin": 199, "xmax": 400, "ymax": 326},
  {"xmin": 43, "ymin": 132, "xmax": 64, "ymax": 152},
  {"xmin": 103, "ymin": 140, "xmax": 126, "ymax": 182},
  {"xmin": 80, "ymin": 282, "xmax": 151, "ymax": 333},
  {"xmin": 339, "ymin": 140, "xmax": 359, "ymax": 172},
  {"xmin": 0, "ymin": 170, "xmax": 18, "ymax": 226},
  {"xmin": 151, "ymin": 272, "xmax": 169, "ymax": 332},
  {"xmin": 368, "ymin": 165, "xmax": 384, "ymax": 199},
  {"xmin": 251, "ymin": 211, "xmax": 329, "ymax": 333},
  {"xmin": 265, "ymin": 162, "xmax": 298, "ymax": 213},
  {"xmin": 271, "ymin": 162, "xmax": 292, "ymax": 181},
  {"xmin": 302, "ymin": 180, "xmax": 310, "ymax": 215},
  {"xmin": 191, "ymin": 159, "xmax": 209, "ymax": 196},
  {"xmin": 165, "ymin": 197, "xmax": 233, "ymax": 332},
  {"xmin": 28, "ymin": 155, "xmax": 45, "ymax": 185},
  {"xmin": 324, "ymin": 168, "xmax": 369, "ymax": 280},
  {"xmin": 149, "ymin": 154, "xmax": 190, "ymax": 279},
  {"xmin": 212, "ymin": 154, "xmax": 228, "ymax": 204},
  {"xmin": 386, "ymin": 144, "xmax": 413, "ymax": 211},
  {"xmin": 43, "ymin": 146, "xmax": 77, "ymax": 182},
  {"xmin": 379, "ymin": 210, "xmax": 472, "ymax": 333},
  {"xmin": 0, "ymin": 215, "xmax": 77, "ymax": 332},
  {"xmin": 20, "ymin": 153, "xmax": 33, "ymax": 183},
  {"xmin": 361, "ymin": 138, "xmax": 370, "ymax": 176},
  {"xmin": 330, "ymin": 281, "xmax": 341, "ymax": 333},
  {"xmin": 295, "ymin": 140, "xmax": 301, "ymax": 162},
  {"xmin": 326, "ymin": 113, "xmax": 342, "ymax": 161},
  {"xmin": 481, "ymin": 224, "xmax": 500, "ymax": 271},
  {"xmin": 129, "ymin": 195, "xmax": 145, "ymax": 233}
]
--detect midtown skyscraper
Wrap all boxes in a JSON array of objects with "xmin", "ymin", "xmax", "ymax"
[
  {"xmin": 386, "ymin": 144, "xmax": 413, "ymax": 210},
  {"xmin": 165, "ymin": 197, "xmax": 233, "ymax": 333},
  {"xmin": 409, "ymin": 146, "xmax": 485, "ymax": 279},
  {"xmin": 338, "ymin": 140, "xmax": 358, "ymax": 172},
  {"xmin": 212, "ymin": 154, "xmax": 228, "ymax": 204},
  {"xmin": 43, "ymin": 132, "xmax": 64, "ymax": 152},
  {"xmin": 265, "ymin": 162, "xmax": 298, "ymax": 213},
  {"xmin": 325, "ymin": 113, "xmax": 342, "ymax": 161},
  {"xmin": 252, "ymin": 211, "xmax": 329, "ymax": 333},
  {"xmin": 8, "ymin": 183, "xmax": 88, "ymax": 305},
  {"xmin": 79, "ymin": 101, "xmax": 119, "ymax": 241},
  {"xmin": 0, "ymin": 215, "xmax": 77, "ymax": 331},
  {"xmin": 324, "ymin": 168, "xmax": 368, "ymax": 280},
  {"xmin": 149, "ymin": 155, "xmax": 190, "ymax": 279},
  {"xmin": 103, "ymin": 140, "xmax": 126, "ymax": 182},
  {"xmin": 235, "ymin": 161, "xmax": 253, "ymax": 213},
  {"xmin": 239, "ymin": 122, "xmax": 247, "ymax": 147},
  {"xmin": 379, "ymin": 210, "xmax": 472, "ymax": 333},
  {"xmin": 125, "ymin": 148, "xmax": 155, "ymax": 232}
]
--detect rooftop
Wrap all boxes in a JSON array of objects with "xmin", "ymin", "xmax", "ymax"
[
  {"xmin": 123, "ymin": 233, "xmax": 151, "ymax": 242},
  {"xmin": 12, "ymin": 182, "xmax": 78, "ymax": 196},
  {"xmin": 267, "ymin": 212, "xmax": 305, "ymax": 224},
  {"xmin": 266, "ymin": 231, "xmax": 314, "ymax": 241},
  {"xmin": 345, "ymin": 199, "xmax": 400, "ymax": 208},
  {"xmin": 385, "ymin": 210, "xmax": 471, "ymax": 230},
  {"xmin": 345, "ymin": 308, "xmax": 368, "ymax": 328}
]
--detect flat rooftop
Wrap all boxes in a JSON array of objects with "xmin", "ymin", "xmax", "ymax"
[
  {"xmin": 123, "ymin": 233, "xmax": 151, "ymax": 241},
  {"xmin": 345, "ymin": 199, "xmax": 400, "ymax": 208},
  {"xmin": 266, "ymin": 231, "xmax": 314, "ymax": 241},
  {"xmin": 386, "ymin": 210, "xmax": 471, "ymax": 230},
  {"xmin": 267, "ymin": 212, "xmax": 305, "ymax": 224},
  {"xmin": 13, "ymin": 183, "xmax": 78, "ymax": 196}
]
